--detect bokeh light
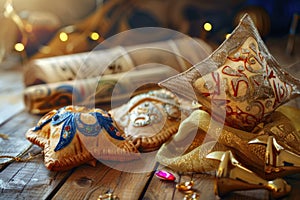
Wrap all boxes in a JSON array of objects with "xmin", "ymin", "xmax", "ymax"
[
  {"xmin": 14, "ymin": 43, "xmax": 25, "ymax": 52},
  {"xmin": 204, "ymin": 22, "xmax": 212, "ymax": 31},
  {"xmin": 59, "ymin": 32, "xmax": 68, "ymax": 42},
  {"xmin": 90, "ymin": 32, "xmax": 100, "ymax": 41}
]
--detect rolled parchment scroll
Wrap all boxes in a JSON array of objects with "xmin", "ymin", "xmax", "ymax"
[
  {"xmin": 23, "ymin": 37, "xmax": 212, "ymax": 86},
  {"xmin": 24, "ymin": 65, "xmax": 178, "ymax": 114}
]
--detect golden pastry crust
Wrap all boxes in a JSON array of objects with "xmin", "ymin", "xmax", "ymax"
[
  {"xmin": 79, "ymin": 128, "xmax": 140, "ymax": 162},
  {"xmin": 26, "ymin": 110, "xmax": 57, "ymax": 148},
  {"xmin": 43, "ymin": 134, "xmax": 97, "ymax": 171},
  {"xmin": 26, "ymin": 105, "xmax": 140, "ymax": 171},
  {"xmin": 110, "ymin": 89, "xmax": 189, "ymax": 152}
]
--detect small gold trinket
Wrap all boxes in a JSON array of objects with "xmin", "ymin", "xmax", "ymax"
[
  {"xmin": 183, "ymin": 192, "xmax": 200, "ymax": 200},
  {"xmin": 206, "ymin": 150, "xmax": 291, "ymax": 199},
  {"xmin": 97, "ymin": 191, "xmax": 119, "ymax": 200},
  {"xmin": 176, "ymin": 181, "xmax": 194, "ymax": 192}
]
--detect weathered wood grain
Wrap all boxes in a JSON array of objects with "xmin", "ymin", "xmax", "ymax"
[
  {"xmin": 142, "ymin": 166, "xmax": 178, "ymax": 200},
  {"xmin": 0, "ymin": 145, "xmax": 72, "ymax": 200},
  {"xmin": 190, "ymin": 173, "xmax": 216, "ymax": 200},
  {"xmin": 144, "ymin": 162, "xmax": 300, "ymax": 200},
  {"xmin": 0, "ymin": 111, "xmax": 41, "ymax": 169},
  {"xmin": 52, "ymin": 160, "xmax": 157, "ymax": 200},
  {"xmin": 172, "ymin": 173, "xmax": 194, "ymax": 200},
  {"xmin": 0, "ymin": 67, "xmax": 25, "ymax": 125}
]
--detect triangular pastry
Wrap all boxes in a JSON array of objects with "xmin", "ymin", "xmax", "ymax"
[{"xmin": 159, "ymin": 14, "xmax": 300, "ymax": 131}]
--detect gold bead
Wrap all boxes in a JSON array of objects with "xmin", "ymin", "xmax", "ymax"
[{"xmin": 176, "ymin": 181, "xmax": 194, "ymax": 191}]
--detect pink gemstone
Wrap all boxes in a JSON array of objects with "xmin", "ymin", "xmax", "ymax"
[{"xmin": 155, "ymin": 170, "xmax": 176, "ymax": 181}]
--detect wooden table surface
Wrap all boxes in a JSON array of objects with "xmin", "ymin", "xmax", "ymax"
[{"xmin": 1, "ymin": 36, "xmax": 300, "ymax": 200}]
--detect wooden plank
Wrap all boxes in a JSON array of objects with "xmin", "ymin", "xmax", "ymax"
[
  {"xmin": 172, "ymin": 173, "xmax": 194, "ymax": 200},
  {"xmin": 0, "ymin": 111, "xmax": 40, "ymax": 168},
  {"xmin": 143, "ymin": 169, "xmax": 216, "ymax": 200},
  {"xmin": 0, "ymin": 145, "xmax": 72, "ymax": 200},
  {"xmin": 0, "ymin": 67, "xmax": 72, "ymax": 199},
  {"xmin": 52, "ymin": 159, "xmax": 157, "ymax": 200},
  {"xmin": 0, "ymin": 68, "xmax": 24, "ymax": 92},
  {"xmin": 142, "ymin": 166, "xmax": 178, "ymax": 199},
  {"xmin": 189, "ymin": 173, "xmax": 215, "ymax": 200},
  {"xmin": 0, "ymin": 91, "xmax": 25, "ymax": 125},
  {"xmin": 144, "ymin": 170, "xmax": 270, "ymax": 200},
  {"xmin": 143, "ymin": 167, "xmax": 215, "ymax": 200},
  {"xmin": 0, "ymin": 67, "xmax": 25, "ymax": 125}
]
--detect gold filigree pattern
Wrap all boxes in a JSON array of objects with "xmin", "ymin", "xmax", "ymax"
[{"xmin": 156, "ymin": 107, "xmax": 300, "ymax": 179}]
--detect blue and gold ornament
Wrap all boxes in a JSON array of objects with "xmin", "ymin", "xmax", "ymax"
[{"xmin": 32, "ymin": 106, "xmax": 124, "ymax": 152}]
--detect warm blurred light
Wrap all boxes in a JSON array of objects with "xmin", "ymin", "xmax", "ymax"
[
  {"xmin": 14, "ymin": 43, "xmax": 25, "ymax": 52},
  {"xmin": 226, "ymin": 33, "xmax": 231, "ymax": 39},
  {"xmin": 4, "ymin": 2, "xmax": 14, "ymax": 15},
  {"xmin": 25, "ymin": 24, "xmax": 33, "ymax": 32},
  {"xmin": 59, "ymin": 32, "xmax": 68, "ymax": 42},
  {"xmin": 203, "ymin": 22, "xmax": 212, "ymax": 31},
  {"xmin": 90, "ymin": 32, "xmax": 100, "ymax": 41},
  {"xmin": 39, "ymin": 45, "xmax": 51, "ymax": 54}
]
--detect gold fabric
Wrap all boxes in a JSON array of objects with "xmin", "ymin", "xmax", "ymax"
[{"xmin": 156, "ymin": 106, "xmax": 300, "ymax": 177}]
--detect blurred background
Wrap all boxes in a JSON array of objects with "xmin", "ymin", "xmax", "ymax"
[{"xmin": 0, "ymin": 0, "xmax": 299, "ymax": 67}]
